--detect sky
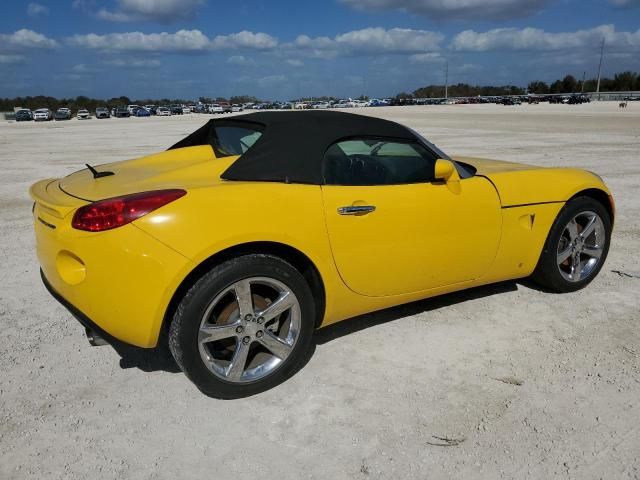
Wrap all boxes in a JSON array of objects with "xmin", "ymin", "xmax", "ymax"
[{"xmin": 0, "ymin": 0, "xmax": 639, "ymax": 100}]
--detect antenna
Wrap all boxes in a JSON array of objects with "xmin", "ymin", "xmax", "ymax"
[
  {"xmin": 445, "ymin": 61, "xmax": 449, "ymax": 100},
  {"xmin": 596, "ymin": 38, "xmax": 605, "ymax": 101}
]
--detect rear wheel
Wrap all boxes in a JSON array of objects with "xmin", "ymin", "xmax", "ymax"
[
  {"xmin": 169, "ymin": 254, "xmax": 315, "ymax": 398},
  {"xmin": 531, "ymin": 196, "xmax": 611, "ymax": 292}
]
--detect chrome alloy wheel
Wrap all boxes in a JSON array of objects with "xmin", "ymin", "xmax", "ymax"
[
  {"xmin": 197, "ymin": 277, "xmax": 301, "ymax": 383},
  {"xmin": 556, "ymin": 210, "xmax": 606, "ymax": 283}
]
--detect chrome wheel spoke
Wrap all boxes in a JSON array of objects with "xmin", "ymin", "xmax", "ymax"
[
  {"xmin": 580, "ymin": 215, "xmax": 597, "ymax": 240},
  {"xmin": 566, "ymin": 218, "xmax": 579, "ymax": 241},
  {"xmin": 258, "ymin": 331, "xmax": 293, "ymax": 360},
  {"xmin": 557, "ymin": 246, "xmax": 573, "ymax": 264},
  {"xmin": 234, "ymin": 279, "xmax": 254, "ymax": 319},
  {"xmin": 199, "ymin": 323, "xmax": 239, "ymax": 344},
  {"xmin": 571, "ymin": 253, "xmax": 582, "ymax": 281},
  {"xmin": 226, "ymin": 340, "xmax": 251, "ymax": 381},
  {"xmin": 582, "ymin": 245, "xmax": 603, "ymax": 259},
  {"xmin": 258, "ymin": 291, "xmax": 294, "ymax": 322}
]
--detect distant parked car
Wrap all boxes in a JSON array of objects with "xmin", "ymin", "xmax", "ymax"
[
  {"xmin": 209, "ymin": 104, "xmax": 223, "ymax": 114},
  {"xmin": 145, "ymin": 105, "xmax": 158, "ymax": 115},
  {"xmin": 218, "ymin": 102, "xmax": 232, "ymax": 113},
  {"xmin": 136, "ymin": 107, "xmax": 151, "ymax": 117},
  {"xmin": 368, "ymin": 99, "xmax": 389, "ymax": 107},
  {"xmin": 231, "ymin": 104, "xmax": 243, "ymax": 112},
  {"xmin": 170, "ymin": 104, "xmax": 183, "ymax": 115},
  {"xmin": 181, "ymin": 106, "xmax": 191, "ymax": 114},
  {"xmin": 95, "ymin": 107, "xmax": 110, "ymax": 119},
  {"xmin": 127, "ymin": 105, "xmax": 140, "ymax": 115},
  {"xmin": 33, "ymin": 108, "xmax": 52, "ymax": 121},
  {"xmin": 313, "ymin": 102, "xmax": 330, "ymax": 109},
  {"xmin": 114, "ymin": 107, "xmax": 130, "ymax": 118},
  {"xmin": 156, "ymin": 106, "xmax": 171, "ymax": 116},
  {"xmin": 15, "ymin": 109, "xmax": 33, "ymax": 121},
  {"xmin": 54, "ymin": 108, "xmax": 71, "ymax": 120},
  {"xmin": 77, "ymin": 109, "xmax": 91, "ymax": 120}
]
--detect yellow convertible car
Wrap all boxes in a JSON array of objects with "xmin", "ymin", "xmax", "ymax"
[{"xmin": 30, "ymin": 111, "xmax": 614, "ymax": 398}]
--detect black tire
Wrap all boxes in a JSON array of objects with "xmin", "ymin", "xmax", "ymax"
[
  {"xmin": 169, "ymin": 254, "xmax": 316, "ymax": 399},
  {"xmin": 531, "ymin": 196, "xmax": 612, "ymax": 293}
]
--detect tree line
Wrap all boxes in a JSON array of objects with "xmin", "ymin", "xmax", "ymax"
[
  {"xmin": 404, "ymin": 71, "xmax": 640, "ymax": 99},
  {"xmin": 526, "ymin": 71, "xmax": 640, "ymax": 94}
]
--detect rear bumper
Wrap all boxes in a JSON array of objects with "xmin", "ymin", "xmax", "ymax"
[
  {"xmin": 41, "ymin": 269, "xmax": 125, "ymax": 346},
  {"xmin": 30, "ymin": 191, "xmax": 192, "ymax": 348}
]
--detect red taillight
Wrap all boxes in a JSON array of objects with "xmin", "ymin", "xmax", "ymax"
[{"xmin": 72, "ymin": 189, "xmax": 186, "ymax": 232}]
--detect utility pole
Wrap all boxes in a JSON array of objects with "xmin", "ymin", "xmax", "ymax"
[
  {"xmin": 596, "ymin": 38, "xmax": 605, "ymax": 101},
  {"xmin": 581, "ymin": 71, "xmax": 586, "ymax": 93},
  {"xmin": 444, "ymin": 61, "xmax": 449, "ymax": 100}
]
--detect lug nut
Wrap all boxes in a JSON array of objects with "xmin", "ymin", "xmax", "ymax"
[
  {"xmin": 242, "ymin": 336, "xmax": 251, "ymax": 344},
  {"xmin": 256, "ymin": 331, "xmax": 263, "ymax": 338},
  {"xmin": 257, "ymin": 317, "xmax": 265, "ymax": 324},
  {"xmin": 235, "ymin": 326, "xmax": 244, "ymax": 334},
  {"xmin": 244, "ymin": 314, "xmax": 253, "ymax": 321}
]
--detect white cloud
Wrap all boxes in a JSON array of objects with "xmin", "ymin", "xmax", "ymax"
[
  {"xmin": 211, "ymin": 31, "xmax": 278, "ymax": 50},
  {"xmin": 340, "ymin": 0, "xmax": 549, "ymax": 20},
  {"xmin": 97, "ymin": 0, "xmax": 204, "ymax": 23},
  {"xmin": 257, "ymin": 75, "xmax": 287, "ymax": 88},
  {"xmin": 227, "ymin": 55, "xmax": 254, "ymax": 65},
  {"xmin": 286, "ymin": 59, "xmax": 304, "ymax": 66},
  {"xmin": 409, "ymin": 52, "xmax": 444, "ymax": 63},
  {"xmin": 609, "ymin": 0, "xmax": 640, "ymax": 6},
  {"xmin": 67, "ymin": 29, "xmax": 277, "ymax": 52},
  {"xmin": 103, "ymin": 58, "xmax": 161, "ymax": 67},
  {"xmin": 0, "ymin": 54, "xmax": 26, "ymax": 64},
  {"xmin": 238, "ymin": 74, "xmax": 287, "ymax": 88},
  {"xmin": 0, "ymin": 29, "xmax": 58, "ymax": 50},
  {"xmin": 68, "ymin": 29, "xmax": 211, "ymax": 51},
  {"xmin": 451, "ymin": 24, "xmax": 640, "ymax": 52},
  {"xmin": 285, "ymin": 27, "xmax": 443, "ymax": 58},
  {"xmin": 27, "ymin": 3, "xmax": 49, "ymax": 17}
]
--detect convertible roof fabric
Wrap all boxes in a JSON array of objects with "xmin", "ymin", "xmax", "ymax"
[{"xmin": 169, "ymin": 111, "xmax": 418, "ymax": 184}]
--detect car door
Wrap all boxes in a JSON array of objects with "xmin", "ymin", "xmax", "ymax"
[{"xmin": 321, "ymin": 138, "xmax": 502, "ymax": 297}]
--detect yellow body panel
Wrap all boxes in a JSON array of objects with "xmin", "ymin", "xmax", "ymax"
[
  {"xmin": 30, "ymin": 149, "xmax": 613, "ymax": 348},
  {"xmin": 321, "ymin": 177, "xmax": 501, "ymax": 296}
]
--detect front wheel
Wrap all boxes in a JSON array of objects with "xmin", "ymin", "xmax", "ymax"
[
  {"xmin": 531, "ymin": 196, "xmax": 612, "ymax": 292},
  {"xmin": 169, "ymin": 254, "xmax": 316, "ymax": 398}
]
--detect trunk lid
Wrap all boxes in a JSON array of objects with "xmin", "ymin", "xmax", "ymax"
[{"xmin": 59, "ymin": 145, "xmax": 236, "ymax": 201}]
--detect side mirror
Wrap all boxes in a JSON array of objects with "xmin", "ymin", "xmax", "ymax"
[{"xmin": 434, "ymin": 159, "xmax": 460, "ymax": 183}]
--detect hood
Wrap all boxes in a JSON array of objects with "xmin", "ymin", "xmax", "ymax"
[
  {"xmin": 453, "ymin": 156, "xmax": 608, "ymax": 207},
  {"xmin": 453, "ymin": 156, "xmax": 538, "ymax": 175},
  {"xmin": 60, "ymin": 145, "xmax": 237, "ymax": 201}
]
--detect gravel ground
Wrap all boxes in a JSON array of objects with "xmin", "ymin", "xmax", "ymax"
[{"xmin": 1, "ymin": 103, "xmax": 639, "ymax": 479}]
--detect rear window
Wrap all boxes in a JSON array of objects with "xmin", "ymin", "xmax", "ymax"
[{"xmin": 212, "ymin": 126, "xmax": 263, "ymax": 157}]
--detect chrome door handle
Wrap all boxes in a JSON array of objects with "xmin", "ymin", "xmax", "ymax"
[{"xmin": 337, "ymin": 205, "xmax": 376, "ymax": 215}]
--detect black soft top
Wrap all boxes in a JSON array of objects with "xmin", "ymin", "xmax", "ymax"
[{"xmin": 169, "ymin": 110, "xmax": 419, "ymax": 185}]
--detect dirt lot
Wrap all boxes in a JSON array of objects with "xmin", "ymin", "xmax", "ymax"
[{"xmin": 1, "ymin": 103, "xmax": 639, "ymax": 479}]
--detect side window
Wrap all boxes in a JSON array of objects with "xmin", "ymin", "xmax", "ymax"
[
  {"xmin": 211, "ymin": 126, "xmax": 263, "ymax": 157},
  {"xmin": 323, "ymin": 138, "xmax": 437, "ymax": 186}
]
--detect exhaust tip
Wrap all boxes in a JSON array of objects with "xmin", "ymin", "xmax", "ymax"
[{"xmin": 85, "ymin": 327, "xmax": 108, "ymax": 347}]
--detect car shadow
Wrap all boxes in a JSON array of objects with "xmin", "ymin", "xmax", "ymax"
[
  {"xmin": 314, "ymin": 281, "xmax": 519, "ymax": 345},
  {"xmin": 110, "ymin": 334, "xmax": 181, "ymax": 373},
  {"xmin": 109, "ymin": 280, "xmax": 519, "ymax": 375}
]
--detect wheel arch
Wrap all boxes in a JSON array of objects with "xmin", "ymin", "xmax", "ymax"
[
  {"xmin": 162, "ymin": 241, "xmax": 327, "ymax": 338},
  {"xmin": 569, "ymin": 188, "xmax": 614, "ymax": 226}
]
